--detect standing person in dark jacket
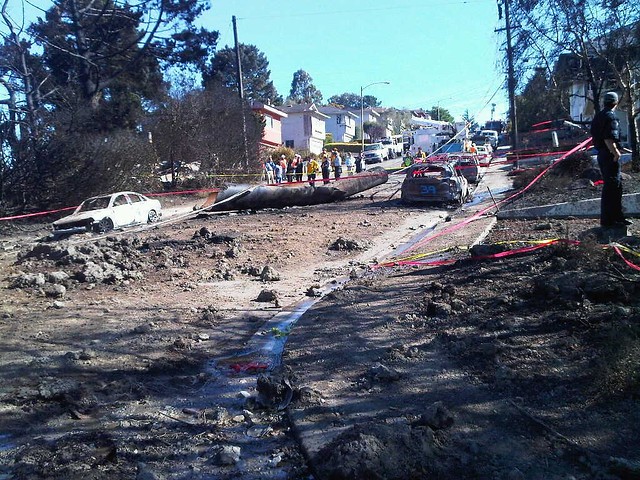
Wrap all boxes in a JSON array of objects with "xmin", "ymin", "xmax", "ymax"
[
  {"xmin": 294, "ymin": 154, "xmax": 304, "ymax": 182},
  {"xmin": 590, "ymin": 91, "xmax": 632, "ymax": 228},
  {"xmin": 355, "ymin": 151, "xmax": 363, "ymax": 173},
  {"xmin": 286, "ymin": 156, "xmax": 296, "ymax": 183},
  {"xmin": 321, "ymin": 154, "xmax": 331, "ymax": 185}
]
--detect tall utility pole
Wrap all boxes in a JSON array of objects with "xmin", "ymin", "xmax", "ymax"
[
  {"xmin": 232, "ymin": 15, "xmax": 249, "ymax": 170},
  {"xmin": 503, "ymin": 0, "xmax": 519, "ymax": 166},
  {"xmin": 232, "ymin": 16, "xmax": 244, "ymax": 100}
]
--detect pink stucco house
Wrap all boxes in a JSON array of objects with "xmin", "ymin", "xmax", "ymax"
[{"xmin": 252, "ymin": 102, "xmax": 288, "ymax": 150}]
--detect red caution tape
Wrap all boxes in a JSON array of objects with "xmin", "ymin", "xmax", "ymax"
[
  {"xmin": 391, "ymin": 137, "xmax": 593, "ymax": 258},
  {"xmin": 612, "ymin": 245, "xmax": 640, "ymax": 272},
  {"xmin": 0, "ymin": 206, "xmax": 77, "ymax": 221},
  {"xmin": 0, "ymin": 188, "xmax": 220, "ymax": 222}
]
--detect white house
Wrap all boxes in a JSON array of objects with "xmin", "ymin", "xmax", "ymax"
[
  {"xmin": 556, "ymin": 53, "xmax": 638, "ymax": 145},
  {"xmin": 346, "ymin": 107, "xmax": 393, "ymax": 140},
  {"xmin": 318, "ymin": 105, "xmax": 358, "ymax": 142},
  {"xmin": 280, "ymin": 103, "xmax": 329, "ymax": 154}
]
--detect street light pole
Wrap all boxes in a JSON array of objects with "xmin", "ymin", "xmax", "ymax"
[{"xmin": 360, "ymin": 81, "xmax": 390, "ymax": 161}]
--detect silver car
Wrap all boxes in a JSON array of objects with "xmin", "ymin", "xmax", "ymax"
[{"xmin": 52, "ymin": 191, "xmax": 162, "ymax": 234}]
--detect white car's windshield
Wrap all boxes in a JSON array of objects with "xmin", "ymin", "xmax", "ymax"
[
  {"xmin": 364, "ymin": 143, "xmax": 382, "ymax": 151},
  {"xmin": 77, "ymin": 196, "xmax": 110, "ymax": 212}
]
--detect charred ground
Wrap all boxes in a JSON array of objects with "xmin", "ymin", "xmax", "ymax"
[{"xmin": 1, "ymin": 163, "xmax": 640, "ymax": 479}]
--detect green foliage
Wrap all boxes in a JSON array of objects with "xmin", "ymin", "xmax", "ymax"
[
  {"xmin": 508, "ymin": 0, "xmax": 640, "ymax": 170},
  {"xmin": 268, "ymin": 146, "xmax": 296, "ymax": 163},
  {"xmin": 462, "ymin": 110, "xmax": 479, "ymax": 130},
  {"xmin": 327, "ymin": 92, "xmax": 380, "ymax": 109},
  {"xmin": 516, "ymin": 68, "xmax": 567, "ymax": 130},
  {"xmin": 204, "ymin": 44, "xmax": 282, "ymax": 104},
  {"xmin": 363, "ymin": 122, "xmax": 386, "ymax": 141},
  {"xmin": 427, "ymin": 106, "xmax": 454, "ymax": 123},
  {"xmin": 30, "ymin": 0, "xmax": 217, "ymax": 116},
  {"xmin": 288, "ymin": 69, "xmax": 323, "ymax": 104},
  {"xmin": 270, "ymin": 327, "xmax": 291, "ymax": 338}
]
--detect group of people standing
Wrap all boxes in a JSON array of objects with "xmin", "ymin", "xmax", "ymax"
[
  {"xmin": 263, "ymin": 154, "xmax": 305, "ymax": 184},
  {"xmin": 263, "ymin": 148, "xmax": 362, "ymax": 187}
]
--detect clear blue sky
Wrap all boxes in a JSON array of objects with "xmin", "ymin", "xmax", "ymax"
[
  {"xmin": 203, "ymin": 0, "xmax": 509, "ymax": 124},
  {"xmin": 6, "ymin": 0, "xmax": 509, "ymax": 125}
]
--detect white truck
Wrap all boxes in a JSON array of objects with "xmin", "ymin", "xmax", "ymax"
[
  {"xmin": 480, "ymin": 130, "xmax": 499, "ymax": 148},
  {"xmin": 381, "ymin": 135, "xmax": 404, "ymax": 158},
  {"xmin": 408, "ymin": 130, "xmax": 450, "ymax": 157},
  {"xmin": 362, "ymin": 142, "xmax": 386, "ymax": 164}
]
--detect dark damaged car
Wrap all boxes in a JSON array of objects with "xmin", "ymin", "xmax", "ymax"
[
  {"xmin": 448, "ymin": 153, "xmax": 481, "ymax": 183},
  {"xmin": 400, "ymin": 161, "xmax": 470, "ymax": 205}
]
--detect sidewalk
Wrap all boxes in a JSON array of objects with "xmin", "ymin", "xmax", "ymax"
[{"xmin": 283, "ymin": 163, "xmax": 519, "ymax": 478}]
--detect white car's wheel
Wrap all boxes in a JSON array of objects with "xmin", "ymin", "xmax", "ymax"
[
  {"xmin": 147, "ymin": 210, "xmax": 159, "ymax": 223},
  {"xmin": 95, "ymin": 217, "xmax": 114, "ymax": 233}
]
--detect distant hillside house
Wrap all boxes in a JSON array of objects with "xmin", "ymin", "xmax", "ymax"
[
  {"xmin": 280, "ymin": 103, "xmax": 329, "ymax": 154},
  {"xmin": 251, "ymin": 102, "xmax": 288, "ymax": 149},
  {"xmin": 318, "ymin": 105, "xmax": 359, "ymax": 142}
]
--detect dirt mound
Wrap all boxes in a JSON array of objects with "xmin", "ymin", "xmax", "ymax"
[{"xmin": 314, "ymin": 422, "xmax": 442, "ymax": 480}]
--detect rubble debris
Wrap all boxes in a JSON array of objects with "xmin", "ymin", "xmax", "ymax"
[
  {"xmin": 256, "ymin": 289, "xmax": 278, "ymax": 302},
  {"xmin": 414, "ymin": 401, "xmax": 454, "ymax": 430},
  {"xmin": 215, "ymin": 445, "xmax": 241, "ymax": 465},
  {"xmin": 368, "ymin": 363, "xmax": 401, "ymax": 383},
  {"xmin": 328, "ymin": 237, "xmax": 370, "ymax": 251},
  {"xmin": 260, "ymin": 265, "xmax": 281, "ymax": 282}
]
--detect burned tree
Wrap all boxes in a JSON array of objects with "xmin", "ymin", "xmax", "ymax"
[{"xmin": 507, "ymin": 0, "xmax": 640, "ymax": 168}]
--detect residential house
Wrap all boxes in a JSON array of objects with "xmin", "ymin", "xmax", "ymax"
[
  {"xmin": 346, "ymin": 107, "xmax": 393, "ymax": 141},
  {"xmin": 280, "ymin": 103, "xmax": 329, "ymax": 154},
  {"xmin": 251, "ymin": 102, "xmax": 288, "ymax": 150},
  {"xmin": 555, "ymin": 52, "xmax": 639, "ymax": 145},
  {"xmin": 318, "ymin": 105, "xmax": 359, "ymax": 142}
]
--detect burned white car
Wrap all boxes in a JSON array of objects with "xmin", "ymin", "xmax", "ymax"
[
  {"xmin": 52, "ymin": 191, "xmax": 162, "ymax": 235},
  {"xmin": 400, "ymin": 161, "xmax": 470, "ymax": 205}
]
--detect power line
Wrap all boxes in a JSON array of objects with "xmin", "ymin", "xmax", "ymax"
[{"xmin": 235, "ymin": 0, "xmax": 493, "ymax": 21}]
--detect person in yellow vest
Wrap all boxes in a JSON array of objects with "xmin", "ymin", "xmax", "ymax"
[{"xmin": 306, "ymin": 156, "xmax": 321, "ymax": 186}]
